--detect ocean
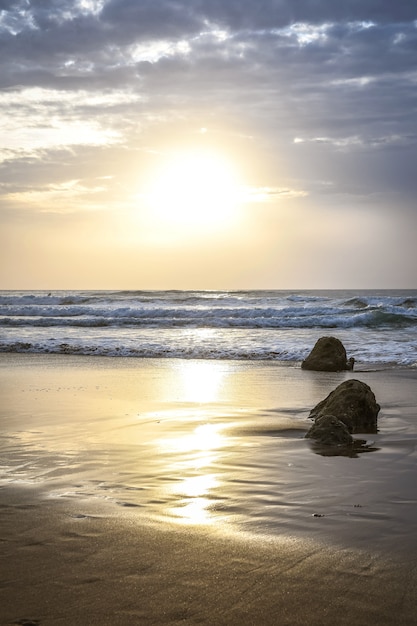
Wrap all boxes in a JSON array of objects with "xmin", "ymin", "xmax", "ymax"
[{"xmin": 0, "ymin": 289, "xmax": 416, "ymax": 367}]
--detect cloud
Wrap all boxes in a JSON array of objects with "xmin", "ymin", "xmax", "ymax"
[
  {"xmin": 100, "ymin": 0, "xmax": 202, "ymax": 40},
  {"xmin": 1, "ymin": 0, "xmax": 416, "ymax": 288}
]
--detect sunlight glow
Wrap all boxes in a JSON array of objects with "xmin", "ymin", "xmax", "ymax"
[
  {"xmin": 177, "ymin": 360, "xmax": 226, "ymax": 403},
  {"xmin": 143, "ymin": 150, "xmax": 244, "ymax": 233},
  {"xmin": 166, "ymin": 428, "xmax": 223, "ymax": 525},
  {"xmin": 170, "ymin": 473, "xmax": 219, "ymax": 524},
  {"xmin": 162, "ymin": 423, "xmax": 226, "ymax": 466},
  {"xmin": 160, "ymin": 420, "xmax": 229, "ymax": 525}
]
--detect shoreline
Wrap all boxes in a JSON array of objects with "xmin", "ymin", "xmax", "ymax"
[
  {"xmin": 1, "ymin": 354, "xmax": 417, "ymax": 624},
  {"xmin": 1, "ymin": 349, "xmax": 416, "ymax": 369}
]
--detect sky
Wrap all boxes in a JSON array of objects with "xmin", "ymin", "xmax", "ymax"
[{"xmin": 1, "ymin": 0, "xmax": 416, "ymax": 290}]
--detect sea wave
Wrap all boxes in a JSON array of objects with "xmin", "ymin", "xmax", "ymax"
[
  {"xmin": 1, "ymin": 334, "xmax": 415, "ymax": 366},
  {"xmin": 0, "ymin": 306, "xmax": 415, "ymax": 330},
  {"xmin": 1, "ymin": 290, "xmax": 416, "ymax": 366}
]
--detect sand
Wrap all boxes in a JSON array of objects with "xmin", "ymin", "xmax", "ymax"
[{"xmin": 1, "ymin": 354, "xmax": 417, "ymax": 625}]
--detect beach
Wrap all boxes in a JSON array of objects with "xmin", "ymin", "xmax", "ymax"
[{"xmin": 1, "ymin": 353, "xmax": 417, "ymax": 624}]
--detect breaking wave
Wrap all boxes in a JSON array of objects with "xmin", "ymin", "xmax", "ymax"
[{"xmin": 0, "ymin": 289, "xmax": 416, "ymax": 365}]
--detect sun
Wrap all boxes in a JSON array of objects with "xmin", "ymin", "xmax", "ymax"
[{"xmin": 143, "ymin": 150, "xmax": 244, "ymax": 235}]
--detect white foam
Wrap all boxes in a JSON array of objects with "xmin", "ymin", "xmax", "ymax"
[{"xmin": 0, "ymin": 290, "xmax": 416, "ymax": 366}]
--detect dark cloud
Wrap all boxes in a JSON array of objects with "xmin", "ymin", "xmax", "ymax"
[
  {"xmin": 0, "ymin": 0, "xmax": 26, "ymax": 12},
  {"xmin": 1, "ymin": 1, "xmax": 416, "ymax": 81},
  {"xmin": 100, "ymin": 0, "xmax": 202, "ymax": 39},
  {"xmin": 194, "ymin": 0, "xmax": 417, "ymax": 29}
]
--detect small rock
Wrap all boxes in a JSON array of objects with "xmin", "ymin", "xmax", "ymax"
[
  {"xmin": 305, "ymin": 414, "xmax": 354, "ymax": 445},
  {"xmin": 301, "ymin": 336, "xmax": 354, "ymax": 371}
]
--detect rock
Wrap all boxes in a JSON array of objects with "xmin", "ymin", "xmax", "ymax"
[
  {"xmin": 305, "ymin": 414, "xmax": 354, "ymax": 445},
  {"xmin": 301, "ymin": 336, "xmax": 354, "ymax": 371},
  {"xmin": 308, "ymin": 379, "xmax": 380, "ymax": 434}
]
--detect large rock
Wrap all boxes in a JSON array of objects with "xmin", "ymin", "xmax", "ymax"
[
  {"xmin": 301, "ymin": 336, "xmax": 354, "ymax": 371},
  {"xmin": 308, "ymin": 379, "xmax": 380, "ymax": 434}
]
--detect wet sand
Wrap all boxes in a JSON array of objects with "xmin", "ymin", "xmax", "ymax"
[{"xmin": 1, "ymin": 354, "xmax": 417, "ymax": 625}]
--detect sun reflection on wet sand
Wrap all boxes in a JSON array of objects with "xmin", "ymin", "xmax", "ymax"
[
  {"xmin": 149, "ymin": 361, "xmax": 233, "ymax": 524},
  {"xmin": 163, "ymin": 423, "xmax": 224, "ymax": 456},
  {"xmin": 169, "ymin": 474, "xmax": 219, "ymax": 524},
  {"xmin": 175, "ymin": 359, "xmax": 227, "ymax": 403},
  {"xmin": 159, "ymin": 421, "xmax": 229, "ymax": 525}
]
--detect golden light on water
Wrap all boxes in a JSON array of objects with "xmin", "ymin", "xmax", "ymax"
[
  {"xmin": 169, "ymin": 473, "xmax": 219, "ymax": 525},
  {"xmin": 151, "ymin": 361, "xmax": 235, "ymax": 525},
  {"xmin": 163, "ymin": 422, "xmax": 225, "ymax": 464},
  {"xmin": 160, "ymin": 420, "xmax": 228, "ymax": 525},
  {"xmin": 177, "ymin": 359, "xmax": 226, "ymax": 404}
]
